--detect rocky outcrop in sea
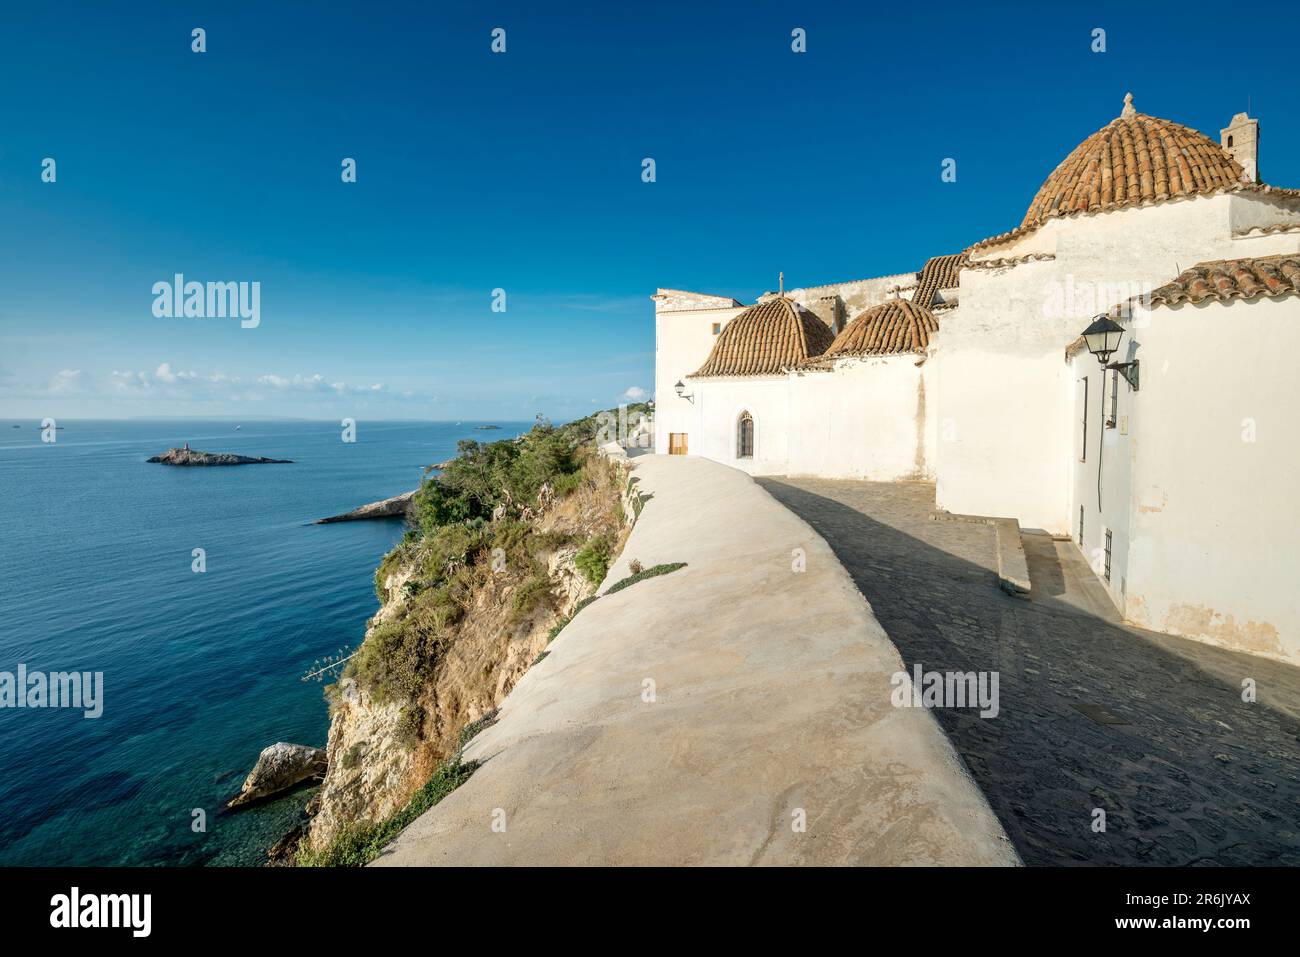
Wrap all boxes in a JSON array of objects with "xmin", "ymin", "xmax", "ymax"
[
  {"xmin": 316, "ymin": 490, "xmax": 415, "ymax": 524},
  {"xmin": 147, "ymin": 448, "xmax": 293, "ymax": 466},
  {"xmin": 227, "ymin": 742, "xmax": 328, "ymax": 809}
]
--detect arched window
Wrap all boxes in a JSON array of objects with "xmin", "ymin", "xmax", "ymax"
[{"xmin": 737, "ymin": 412, "xmax": 754, "ymax": 459}]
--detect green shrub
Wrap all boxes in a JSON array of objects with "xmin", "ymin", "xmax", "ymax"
[
  {"xmin": 604, "ymin": 562, "xmax": 687, "ymax": 596},
  {"xmin": 457, "ymin": 710, "xmax": 498, "ymax": 750},
  {"xmin": 510, "ymin": 570, "xmax": 555, "ymax": 623},
  {"xmin": 340, "ymin": 742, "xmax": 364, "ymax": 770},
  {"xmin": 575, "ymin": 534, "xmax": 612, "ymax": 585},
  {"xmin": 395, "ymin": 705, "xmax": 425, "ymax": 749},
  {"xmin": 420, "ymin": 522, "xmax": 487, "ymax": 582},
  {"xmin": 550, "ymin": 467, "xmax": 585, "ymax": 499},
  {"xmin": 350, "ymin": 618, "xmax": 439, "ymax": 704},
  {"xmin": 374, "ymin": 539, "xmax": 416, "ymax": 602}
]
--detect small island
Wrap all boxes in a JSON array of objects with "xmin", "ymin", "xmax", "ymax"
[
  {"xmin": 475, "ymin": 424, "xmax": 502, "ymax": 430},
  {"xmin": 147, "ymin": 444, "xmax": 293, "ymax": 466}
]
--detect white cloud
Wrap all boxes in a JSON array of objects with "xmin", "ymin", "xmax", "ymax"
[
  {"xmin": 48, "ymin": 369, "xmax": 86, "ymax": 393},
  {"xmin": 153, "ymin": 362, "xmax": 196, "ymax": 384},
  {"xmin": 256, "ymin": 373, "xmax": 385, "ymax": 394},
  {"xmin": 622, "ymin": 386, "xmax": 648, "ymax": 401},
  {"xmin": 50, "ymin": 363, "xmax": 392, "ymax": 404}
]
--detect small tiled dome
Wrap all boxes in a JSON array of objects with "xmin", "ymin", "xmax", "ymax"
[
  {"xmin": 689, "ymin": 297, "xmax": 834, "ymax": 377},
  {"xmin": 1022, "ymin": 94, "xmax": 1245, "ymax": 229},
  {"xmin": 823, "ymin": 298, "xmax": 939, "ymax": 358}
]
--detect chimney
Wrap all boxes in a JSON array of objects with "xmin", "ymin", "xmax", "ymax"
[{"xmin": 1221, "ymin": 112, "xmax": 1260, "ymax": 183}]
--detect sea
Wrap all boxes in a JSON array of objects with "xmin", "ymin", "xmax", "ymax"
[{"xmin": 0, "ymin": 418, "xmax": 527, "ymax": 866}]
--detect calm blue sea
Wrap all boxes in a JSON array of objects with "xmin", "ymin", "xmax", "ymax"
[{"xmin": 0, "ymin": 418, "xmax": 527, "ymax": 866}]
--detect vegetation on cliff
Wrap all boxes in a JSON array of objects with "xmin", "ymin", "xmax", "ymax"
[
  {"xmin": 349, "ymin": 410, "xmax": 640, "ymax": 705},
  {"xmin": 298, "ymin": 406, "xmax": 648, "ymax": 863}
]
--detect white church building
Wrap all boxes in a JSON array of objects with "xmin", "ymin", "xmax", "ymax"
[{"xmin": 653, "ymin": 95, "xmax": 1300, "ymax": 666}]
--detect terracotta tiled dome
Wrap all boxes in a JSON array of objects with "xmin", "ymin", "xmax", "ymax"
[
  {"xmin": 821, "ymin": 298, "xmax": 939, "ymax": 359},
  {"xmin": 1021, "ymin": 94, "xmax": 1245, "ymax": 229},
  {"xmin": 689, "ymin": 297, "xmax": 834, "ymax": 377}
]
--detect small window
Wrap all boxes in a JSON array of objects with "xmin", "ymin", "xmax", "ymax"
[
  {"xmin": 737, "ymin": 412, "xmax": 754, "ymax": 459},
  {"xmin": 1103, "ymin": 528, "xmax": 1113, "ymax": 582},
  {"xmin": 1078, "ymin": 506, "xmax": 1084, "ymax": 546},
  {"xmin": 1228, "ymin": 134, "xmax": 1234, "ymax": 147},
  {"xmin": 711, "ymin": 323, "xmax": 721, "ymax": 335},
  {"xmin": 1106, "ymin": 369, "xmax": 1118, "ymax": 428}
]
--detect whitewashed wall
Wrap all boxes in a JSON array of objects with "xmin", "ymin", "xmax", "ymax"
[
  {"xmin": 686, "ymin": 356, "xmax": 933, "ymax": 480},
  {"xmin": 1122, "ymin": 296, "xmax": 1300, "ymax": 665},
  {"xmin": 688, "ymin": 376, "xmax": 790, "ymax": 475},
  {"xmin": 1067, "ymin": 340, "xmax": 1137, "ymax": 616},
  {"xmin": 787, "ymin": 355, "xmax": 934, "ymax": 481},
  {"xmin": 654, "ymin": 303, "xmax": 742, "ymax": 455},
  {"xmin": 936, "ymin": 192, "xmax": 1300, "ymax": 534}
]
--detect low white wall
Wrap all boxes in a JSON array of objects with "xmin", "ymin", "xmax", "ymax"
[
  {"xmin": 376, "ymin": 454, "xmax": 1018, "ymax": 866},
  {"xmin": 787, "ymin": 356, "xmax": 933, "ymax": 481},
  {"xmin": 688, "ymin": 356, "xmax": 933, "ymax": 480}
]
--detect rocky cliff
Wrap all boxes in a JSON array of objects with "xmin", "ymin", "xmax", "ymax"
[{"xmin": 295, "ymin": 423, "xmax": 636, "ymax": 862}]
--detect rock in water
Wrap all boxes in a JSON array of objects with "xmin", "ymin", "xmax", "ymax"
[
  {"xmin": 147, "ymin": 447, "xmax": 293, "ymax": 466},
  {"xmin": 316, "ymin": 489, "xmax": 416, "ymax": 524},
  {"xmin": 226, "ymin": 743, "xmax": 327, "ymax": 809}
]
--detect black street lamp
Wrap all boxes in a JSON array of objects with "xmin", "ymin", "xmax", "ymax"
[
  {"xmin": 674, "ymin": 380, "xmax": 694, "ymax": 404},
  {"xmin": 1082, "ymin": 314, "xmax": 1140, "ymax": 390},
  {"xmin": 1080, "ymin": 314, "xmax": 1140, "ymax": 516},
  {"xmin": 1081, "ymin": 314, "xmax": 1125, "ymax": 366}
]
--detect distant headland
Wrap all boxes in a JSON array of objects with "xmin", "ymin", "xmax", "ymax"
[{"xmin": 147, "ymin": 445, "xmax": 293, "ymax": 466}]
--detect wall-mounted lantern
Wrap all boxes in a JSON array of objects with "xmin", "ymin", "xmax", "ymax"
[
  {"xmin": 674, "ymin": 380, "xmax": 694, "ymax": 404},
  {"xmin": 1081, "ymin": 314, "xmax": 1139, "ymax": 390},
  {"xmin": 1080, "ymin": 314, "xmax": 1140, "ymax": 516}
]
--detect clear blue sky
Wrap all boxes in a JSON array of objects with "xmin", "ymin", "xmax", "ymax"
[{"xmin": 2, "ymin": 1, "xmax": 1296, "ymax": 419}]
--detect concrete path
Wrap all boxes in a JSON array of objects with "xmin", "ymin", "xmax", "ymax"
[
  {"xmin": 375, "ymin": 456, "xmax": 1017, "ymax": 866},
  {"xmin": 758, "ymin": 477, "xmax": 1300, "ymax": 866}
]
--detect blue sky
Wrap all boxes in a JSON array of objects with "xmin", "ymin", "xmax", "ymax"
[{"xmin": 2, "ymin": 1, "xmax": 1297, "ymax": 419}]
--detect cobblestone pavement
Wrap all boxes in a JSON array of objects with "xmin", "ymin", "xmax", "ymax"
[{"xmin": 758, "ymin": 477, "xmax": 1300, "ymax": 866}]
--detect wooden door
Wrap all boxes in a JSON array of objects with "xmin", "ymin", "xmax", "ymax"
[{"xmin": 669, "ymin": 433, "xmax": 688, "ymax": 455}]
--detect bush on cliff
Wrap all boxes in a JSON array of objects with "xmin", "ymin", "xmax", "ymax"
[
  {"xmin": 352, "ymin": 417, "xmax": 628, "ymax": 703},
  {"xmin": 575, "ymin": 534, "xmax": 612, "ymax": 586}
]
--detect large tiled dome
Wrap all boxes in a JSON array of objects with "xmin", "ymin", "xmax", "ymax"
[
  {"xmin": 1021, "ymin": 94, "xmax": 1246, "ymax": 229},
  {"xmin": 689, "ymin": 297, "xmax": 834, "ymax": 377},
  {"xmin": 822, "ymin": 298, "xmax": 939, "ymax": 359}
]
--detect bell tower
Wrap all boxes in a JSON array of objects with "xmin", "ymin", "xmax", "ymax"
[{"xmin": 1220, "ymin": 112, "xmax": 1260, "ymax": 183}]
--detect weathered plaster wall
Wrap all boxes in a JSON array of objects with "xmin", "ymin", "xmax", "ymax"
[{"xmin": 1122, "ymin": 296, "xmax": 1300, "ymax": 665}]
